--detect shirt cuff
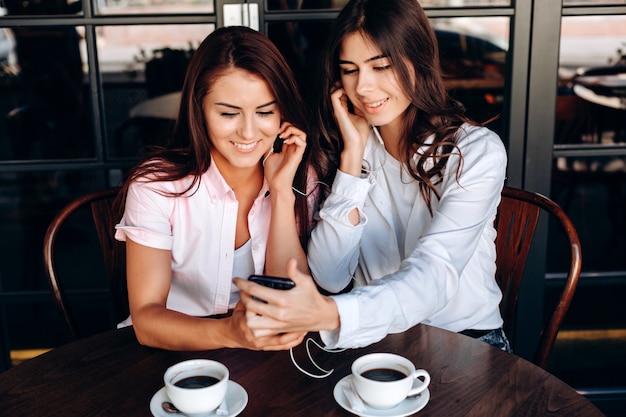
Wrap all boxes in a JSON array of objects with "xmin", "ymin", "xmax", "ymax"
[
  {"xmin": 331, "ymin": 170, "xmax": 370, "ymax": 203},
  {"xmin": 115, "ymin": 225, "xmax": 173, "ymax": 250},
  {"xmin": 319, "ymin": 293, "xmax": 359, "ymax": 349}
]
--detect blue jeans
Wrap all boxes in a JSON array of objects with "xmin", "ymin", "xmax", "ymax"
[{"xmin": 477, "ymin": 328, "xmax": 512, "ymax": 352}]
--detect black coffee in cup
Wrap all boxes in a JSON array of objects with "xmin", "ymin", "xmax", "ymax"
[
  {"xmin": 174, "ymin": 375, "xmax": 220, "ymax": 389},
  {"xmin": 361, "ymin": 368, "xmax": 407, "ymax": 382}
]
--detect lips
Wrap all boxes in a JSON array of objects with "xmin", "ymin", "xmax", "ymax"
[
  {"xmin": 361, "ymin": 97, "xmax": 389, "ymax": 114},
  {"xmin": 232, "ymin": 140, "xmax": 261, "ymax": 152},
  {"xmin": 364, "ymin": 98, "xmax": 388, "ymax": 108}
]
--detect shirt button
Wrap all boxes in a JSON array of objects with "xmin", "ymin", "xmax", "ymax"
[
  {"xmin": 249, "ymin": 209, "xmax": 255, "ymax": 216},
  {"xmin": 252, "ymin": 245, "xmax": 260, "ymax": 252}
]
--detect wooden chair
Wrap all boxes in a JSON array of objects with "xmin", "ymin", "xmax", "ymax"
[
  {"xmin": 43, "ymin": 187, "xmax": 127, "ymax": 340},
  {"xmin": 495, "ymin": 186, "xmax": 582, "ymax": 369}
]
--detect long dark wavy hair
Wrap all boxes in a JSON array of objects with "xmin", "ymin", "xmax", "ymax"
[
  {"xmin": 314, "ymin": 0, "xmax": 482, "ymax": 213},
  {"xmin": 117, "ymin": 26, "xmax": 328, "ymax": 246}
]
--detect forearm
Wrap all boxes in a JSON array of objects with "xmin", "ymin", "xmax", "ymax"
[
  {"xmin": 308, "ymin": 170, "xmax": 369, "ymax": 291},
  {"xmin": 131, "ymin": 304, "xmax": 236, "ymax": 350},
  {"xmin": 265, "ymin": 190, "xmax": 308, "ymax": 276}
]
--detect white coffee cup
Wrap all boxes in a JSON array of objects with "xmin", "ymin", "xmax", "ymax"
[
  {"xmin": 164, "ymin": 359, "xmax": 229, "ymax": 416},
  {"xmin": 351, "ymin": 353, "xmax": 431, "ymax": 409}
]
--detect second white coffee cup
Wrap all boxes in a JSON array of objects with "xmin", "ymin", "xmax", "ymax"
[{"xmin": 351, "ymin": 353, "xmax": 431, "ymax": 409}]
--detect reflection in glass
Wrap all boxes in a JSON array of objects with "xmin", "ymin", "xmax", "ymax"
[
  {"xmin": 432, "ymin": 17, "xmax": 509, "ymax": 137},
  {"xmin": 0, "ymin": 169, "xmax": 114, "ymax": 347},
  {"xmin": 267, "ymin": 0, "xmax": 511, "ymax": 9},
  {"xmin": 556, "ymin": 15, "xmax": 626, "ymax": 146},
  {"xmin": 552, "ymin": 15, "xmax": 626, "ymax": 273},
  {"xmin": 0, "ymin": 24, "xmax": 93, "ymax": 161},
  {"xmin": 564, "ymin": 0, "xmax": 626, "ymax": 5},
  {"xmin": 420, "ymin": 0, "xmax": 510, "ymax": 6},
  {"xmin": 97, "ymin": 24, "xmax": 213, "ymax": 158},
  {"xmin": 96, "ymin": 1, "xmax": 213, "ymax": 15},
  {"xmin": 0, "ymin": 170, "xmax": 105, "ymax": 293},
  {"xmin": 1, "ymin": 0, "xmax": 81, "ymax": 16}
]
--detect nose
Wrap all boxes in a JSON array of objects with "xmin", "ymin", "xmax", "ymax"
[
  {"xmin": 239, "ymin": 114, "xmax": 257, "ymax": 141},
  {"xmin": 355, "ymin": 69, "xmax": 374, "ymax": 96}
]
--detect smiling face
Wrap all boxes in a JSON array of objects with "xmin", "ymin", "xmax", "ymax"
[
  {"xmin": 202, "ymin": 68, "xmax": 281, "ymax": 176},
  {"xmin": 339, "ymin": 32, "xmax": 412, "ymax": 133}
]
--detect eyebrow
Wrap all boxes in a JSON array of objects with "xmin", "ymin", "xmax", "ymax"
[
  {"xmin": 339, "ymin": 54, "xmax": 388, "ymax": 65},
  {"xmin": 214, "ymin": 100, "xmax": 277, "ymax": 110}
]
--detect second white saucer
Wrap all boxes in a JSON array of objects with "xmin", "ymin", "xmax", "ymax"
[{"xmin": 333, "ymin": 374, "xmax": 430, "ymax": 417}]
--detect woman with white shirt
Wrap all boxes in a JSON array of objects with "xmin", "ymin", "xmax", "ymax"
[
  {"xmin": 114, "ymin": 26, "xmax": 328, "ymax": 351},
  {"xmin": 235, "ymin": 0, "xmax": 511, "ymax": 352}
]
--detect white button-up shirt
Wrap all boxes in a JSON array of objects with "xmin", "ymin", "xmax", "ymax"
[{"xmin": 310, "ymin": 125, "xmax": 507, "ymax": 349}]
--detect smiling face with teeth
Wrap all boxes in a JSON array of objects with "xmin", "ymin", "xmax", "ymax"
[
  {"xmin": 202, "ymin": 67, "xmax": 281, "ymax": 177},
  {"xmin": 338, "ymin": 31, "xmax": 412, "ymax": 134}
]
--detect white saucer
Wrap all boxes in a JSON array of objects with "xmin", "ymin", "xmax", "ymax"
[
  {"xmin": 150, "ymin": 380, "xmax": 248, "ymax": 417},
  {"xmin": 333, "ymin": 375, "xmax": 430, "ymax": 417}
]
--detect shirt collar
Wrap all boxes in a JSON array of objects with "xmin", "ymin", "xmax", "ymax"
[{"xmin": 201, "ymin": 158, "xmax": 270, "ymax": 203}]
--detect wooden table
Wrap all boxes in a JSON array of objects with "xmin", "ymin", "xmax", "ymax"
[{"xmin": 0, "ymin": 324, "xmax": 604, "ymax": 417}]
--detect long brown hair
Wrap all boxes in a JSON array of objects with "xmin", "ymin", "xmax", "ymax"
[
  {"xmin": 314, "ymin": 0, "xmax": 481, "ymax": 212},
  {"xmin": 117, "ymin": 26, "xmax": 327, "ymax": 245}
]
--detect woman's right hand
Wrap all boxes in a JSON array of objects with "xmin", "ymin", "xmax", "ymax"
[
  {"xmin": 225, "ymin": 302, "xmax": 307, "ymax": 351},
  {"xmin": 330, "ymin": 86, "xmax": 370, "ymax": 176}
]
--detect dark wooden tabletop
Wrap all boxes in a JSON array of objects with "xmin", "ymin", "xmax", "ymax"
[{"xmin": 0, "ymin": 324, "xmax": 604, "ymax": 417}]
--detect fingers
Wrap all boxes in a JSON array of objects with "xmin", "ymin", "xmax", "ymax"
[
  {"xmin": 330, "ymin": 87, "xmax": 349, "ymax": 114},
  {"xmin": 256, "ymin": 331, "xmax": 306, "ymax": 351},
  {"xmin": 278, "ymin": 122, "xmax": 307, "ymax": 145},
  {"xmin": 229, "ymin": 305, "xmax": 305, "ymax": 350}
]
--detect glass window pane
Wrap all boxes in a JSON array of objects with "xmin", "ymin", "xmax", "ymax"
[
  {"xmin": 0, "ymin": 25, "xmax": 94, "ymax": 161},
  {"xmin": 556, "ymin": 15, "xmax": 626, "ymax": 147},
  {"xmin": 0, "ymin": 170, "xmax": 107, "ymax": 293},
  {"xmin": 552, "ymin": 15, "xmax": 626, "ymax": 273},
  {"xmin": 96, "ymin": 1, "xmax": 213, "ymax": 15},
  {"xmin": 267, "ymin": 1, "xmax": 346, "ymax": 10},
  {"xmin": 420, "ymin": 0, "xmax": 510, "ymax": 6},
  {"xmin": 1, "ymin": 0, "xmax": 81, "ymax": 16},
  {"xmin": 267, "ymin": 0, "xmax": 511, "ymax": 10},
  {"xmin": 564, "ymin": 0, "xmax": 626, "ymax": 5},
  {"xmin": 432, "ymin": 17, "xmax": 509, "ymax": 137},
  {"xmin": 0, "ymin": 170, "xmax": 116, "ymax": 349},
  {"xmin": 97, "ymin": 24, "xmax": 213, "ymax": 158}
]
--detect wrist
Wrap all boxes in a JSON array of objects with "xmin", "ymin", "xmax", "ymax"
[
  {"xmin": 320, "ymin": 296, "xmax": 340, "ymax": 331},
  {"xmin": 269, "ymin": 189, "xmax": 297, "ymax": 205},
  {"xmin": 339, "ymin": 150, "xmax": 363, "ymax": 177}
]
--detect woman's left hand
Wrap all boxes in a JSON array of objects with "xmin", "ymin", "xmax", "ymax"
[
  {"xmin": 263, "ymin": 122, "xmax": 307, "ymax": 194},
  {"xmin": 233, "ymin": 259, "xmax": 340, "ymax": 337}
]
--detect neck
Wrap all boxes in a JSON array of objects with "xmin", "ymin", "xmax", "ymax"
[
  {"xmin": 211, "ymin": 152, "xmax": 263, "ymax": 192},
  {"xmin": 378, "ymin": 120, "xmax": 403, "ymax": 161}
]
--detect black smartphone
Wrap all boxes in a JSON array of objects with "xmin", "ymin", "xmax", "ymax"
[
  {"xmin": 272, "ymin": 135, "xmax": 284, "ymax": 153},
  {"xmin": 248, "ymin": 274, "xmax": 295, "ymax": 290}
]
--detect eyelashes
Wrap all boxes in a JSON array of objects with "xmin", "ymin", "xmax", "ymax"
[{"xmin": 340, "ymin": 65, "xmax": 392, "ymax": 76}]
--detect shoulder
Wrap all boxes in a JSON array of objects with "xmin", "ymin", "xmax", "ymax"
[
  {"xmin": 455, "ymin": 124, "xmax": 507, "ymax": 165},
  {"xmin": 129, "ymin": 171, "xmax": 198, "ymax": 198}
]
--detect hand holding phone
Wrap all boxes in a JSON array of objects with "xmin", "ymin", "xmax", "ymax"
[
  {"xmin": 248, "ymin": 275, "xmax": 295, "ymax": 304},
  {"xmin": 248, "ymin": 274, "xmax": 295, "ymax": 290}
]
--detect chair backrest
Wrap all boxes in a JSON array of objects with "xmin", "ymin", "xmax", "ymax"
[
  {"xmin": 495, "ymin": 186, "xmax": 582, "ymax": 369},
  {"xmin": 43, "ymin": 187, "xmax": 127, "ymax": 340}
]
